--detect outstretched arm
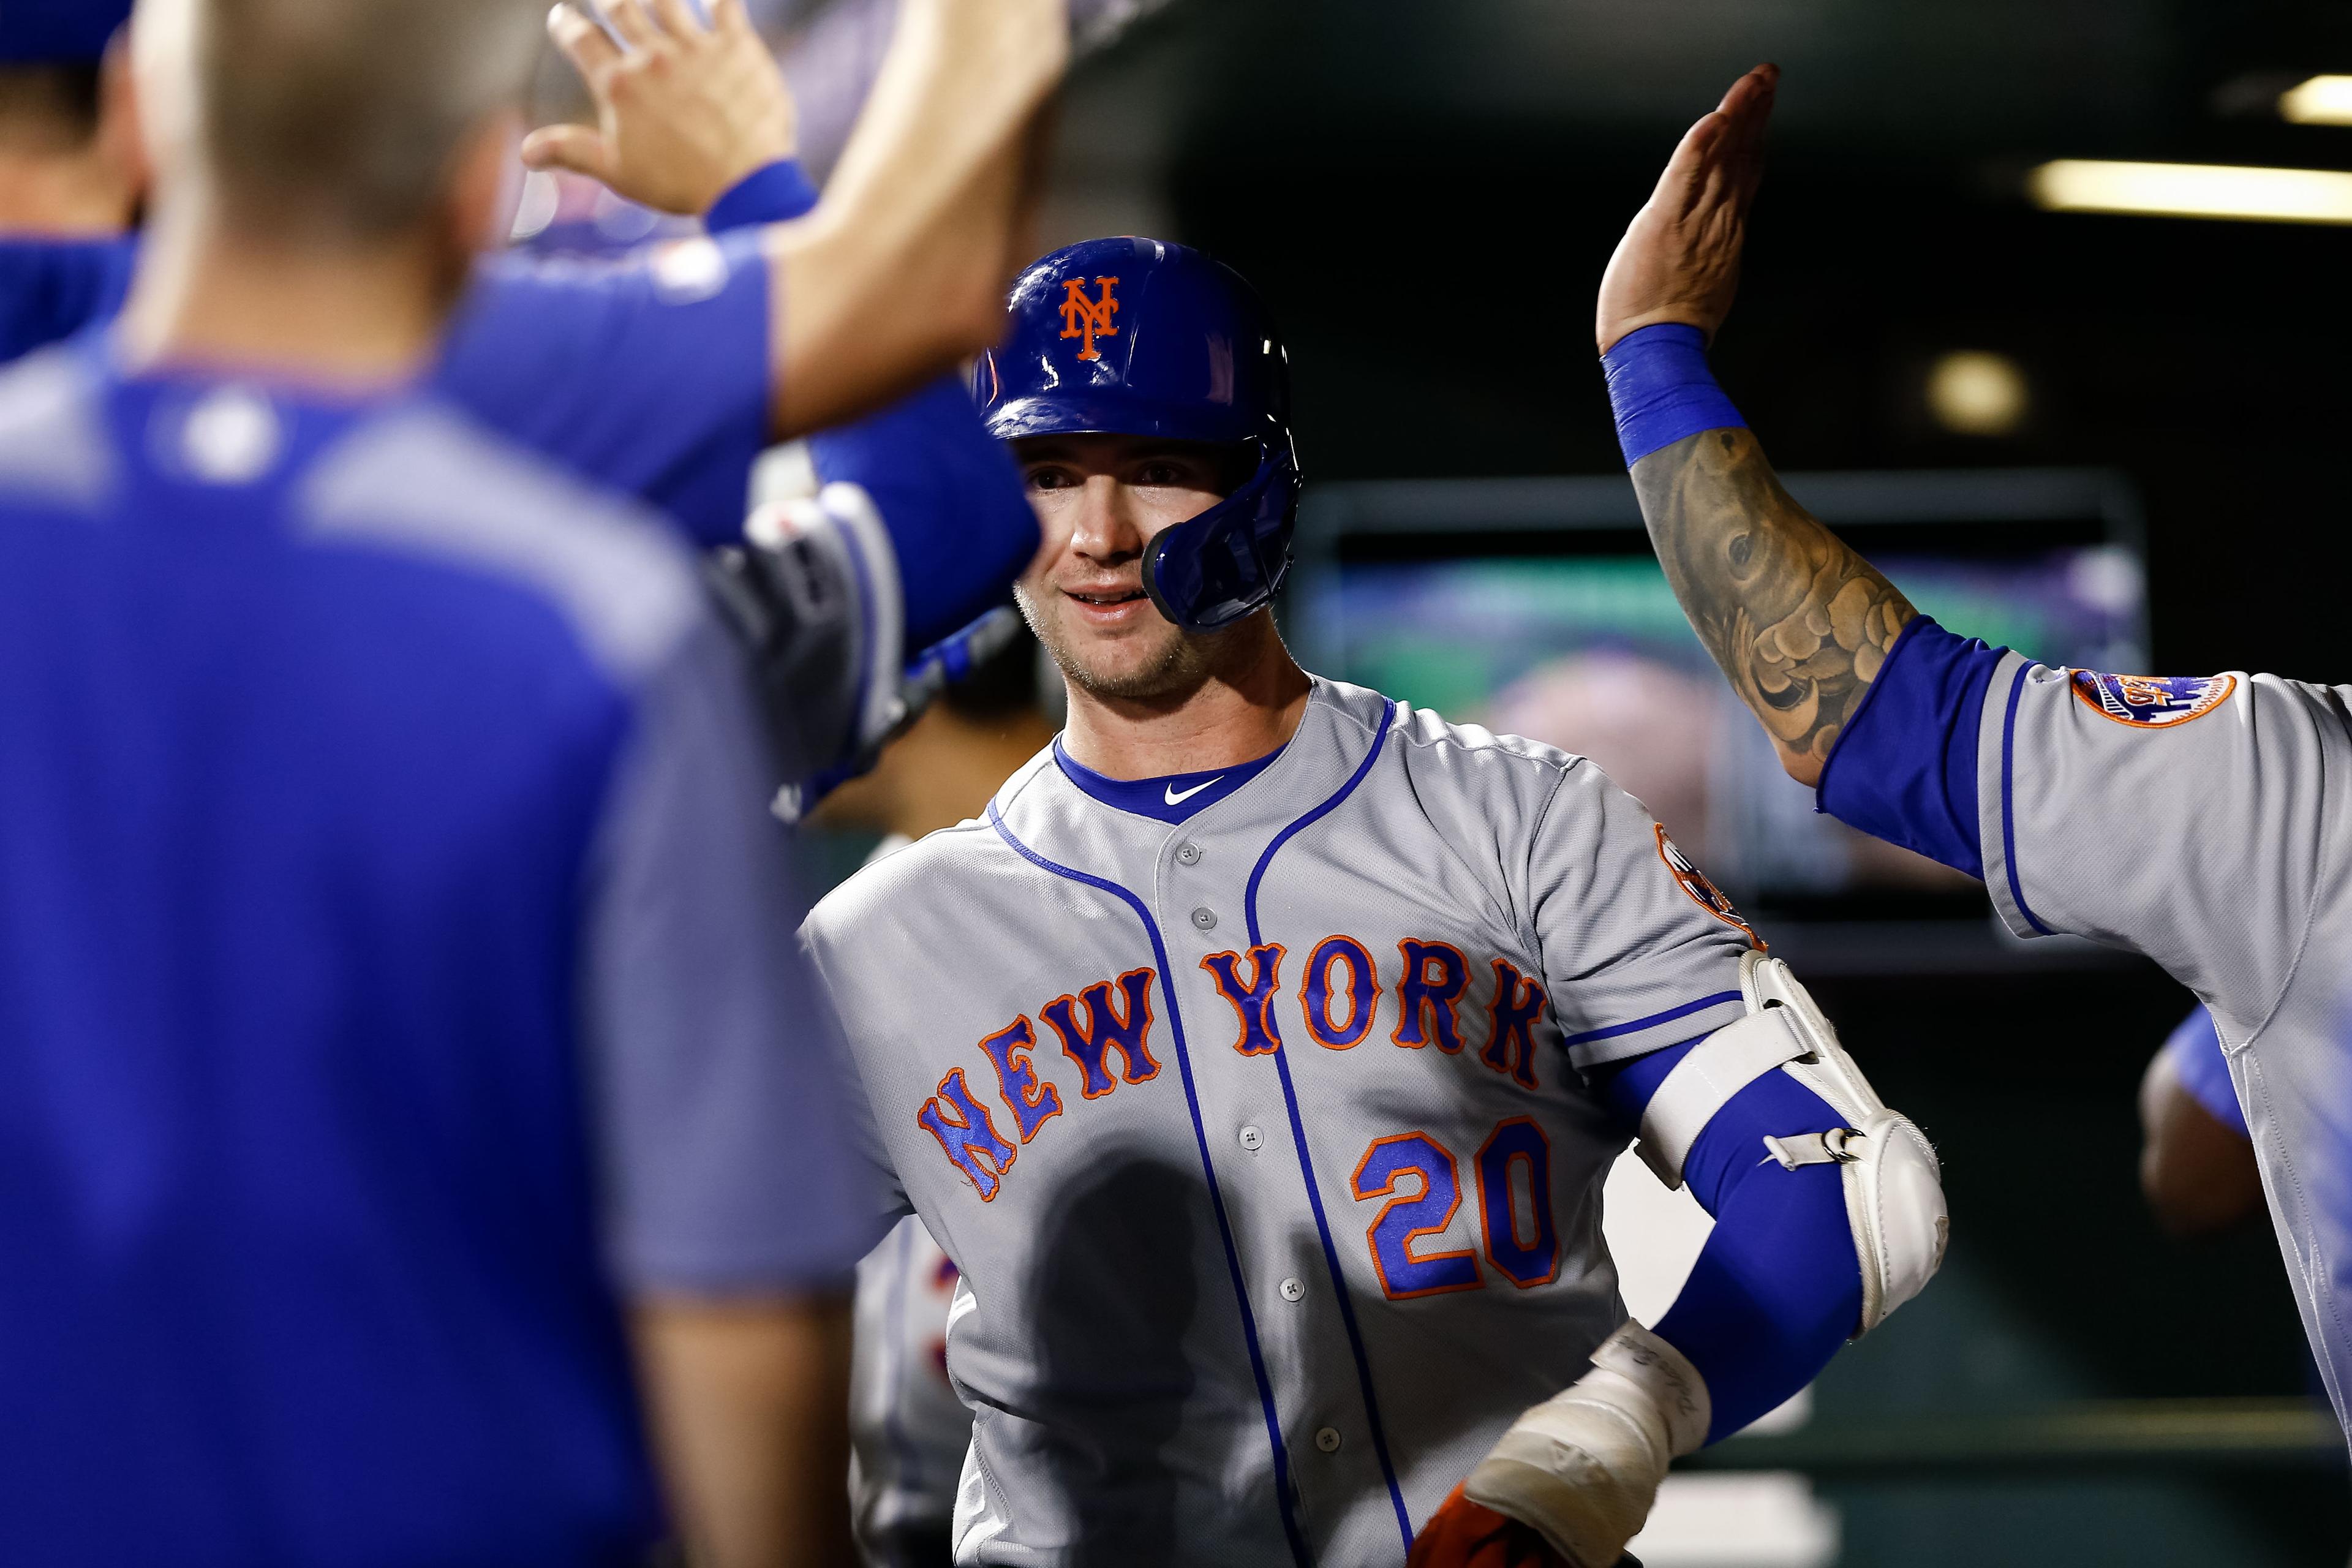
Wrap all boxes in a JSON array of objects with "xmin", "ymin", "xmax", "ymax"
[
  {"xmin": 1634, "ymin": 428, "xmax": 1913, "ymax": 784},
  {"xmin": 1600, "ymin": 66, "xmax": 1915, "ymax": 786},
  {"xmin": 533, "ymin": 0, "xmax": 1062, "ymax": 439}
]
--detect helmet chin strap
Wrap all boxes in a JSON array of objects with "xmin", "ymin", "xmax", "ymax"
[{"xmin": 1140, "ymin": 442, "xmax": 1302, "ymax": 631}]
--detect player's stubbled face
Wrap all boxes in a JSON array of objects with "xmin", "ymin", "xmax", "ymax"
[{"xmin": 1011, "ymin": 432, "xmax": 1236, "ymax": 699}]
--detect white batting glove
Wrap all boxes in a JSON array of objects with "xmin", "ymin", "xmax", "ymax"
[{"xmin": 1460, "ymin": 1321, "xmax": 1710, "ymax": 1568}]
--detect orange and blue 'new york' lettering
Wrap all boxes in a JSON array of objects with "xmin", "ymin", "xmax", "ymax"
[
  {"xmin": 1302, "ymin": 935, "xmax": 1378, "ymax": 1049},
  {"xmin": 978, "ymin": 1016, "xmax": 1063, "ymax": 1143},
  {"xmin": 918, "ymin": 1067, "xmax": 1017, "ymax": 1201},
  {"xmin": 1392, "ymin": 938, "xmax": 1469, "ymax": 1053},
  {"xmin": 1202, "ymin": 943, "xmax": 1286, "ymax": 1057},
  {"xmin": 1039, "ymin": 968, "xmax": 1161, "ymax": 1098},
  {"xmin": 1482, "ymin": 957, "xmax": 1548, "ymax": 1090}
]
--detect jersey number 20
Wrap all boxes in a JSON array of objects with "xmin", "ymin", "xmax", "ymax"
[{"xmin": 1348, "ymin": 1118, "xmax": 1560, "ymax": 1299}]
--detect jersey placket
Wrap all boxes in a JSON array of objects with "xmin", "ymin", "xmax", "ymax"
[{"xmin": 1152, "ymin": 701, "xmax": 1418, "ymax": 1561}]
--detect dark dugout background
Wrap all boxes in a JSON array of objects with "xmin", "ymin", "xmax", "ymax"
[{"xmin": 1027, "ymin": 0, "xmax": 2352, "ymax": 1559}]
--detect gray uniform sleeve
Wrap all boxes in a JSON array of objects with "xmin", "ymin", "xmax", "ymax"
[
  {"xmin": 1517, "ymin": 756, "xmax": 1758, "ymax": 1069},
  {"xmin": 582, "ymin": 614, "xmax": 892, "ymax": 1295},
  {"xmin": 1977, "ymin": 654, "xmax": 2348, "ymax": 1039}
]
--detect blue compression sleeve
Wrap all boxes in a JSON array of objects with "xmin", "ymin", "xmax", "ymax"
[
  {"xmin": 704, "ymin": 159, "xmax": 821, "ymax": 232},
  {"xmin": 805, "ymin": 375, "xmax": 1039, "ymax": 650},
  {"xmin": 1814, "ymin": 617, "xmax": 2008, "ymax": 879},
  {"xmin": 1602, "ymin": 1041, "xmax": 1864, "ymax": 1443},
  {"xmin": 1600, "ymin": 323, "xmax": 1747, "ymax": 466}
]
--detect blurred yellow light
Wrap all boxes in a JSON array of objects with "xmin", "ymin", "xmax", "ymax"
[
  {"xmin": 1926, "ymin": 352, "xmax": 2029, "ymax": 437},
  {"xmin": 2280, "ymin": 76, "xmax": 2352, "ymax": 126},
  {"xmin": 2028, "ymin": 159, "xmax": 2352, "ymax": 224}
]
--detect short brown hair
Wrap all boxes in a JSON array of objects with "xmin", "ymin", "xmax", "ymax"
[{"xmin": 197, "ymin": 0, "xmax": 541, "ymax": 237}]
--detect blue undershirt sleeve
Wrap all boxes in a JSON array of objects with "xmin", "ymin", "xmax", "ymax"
[
  {"xmin": 437, "ymin": 231, "xmax": 773, "ymax": 549},
  {"xmin": 1599, "ymin": 1039, "xmax": 1864, "ymax": 1443},
  {"xmin": 1813, "ymin": 617, "xmax": 2008, "ymax": 880}
]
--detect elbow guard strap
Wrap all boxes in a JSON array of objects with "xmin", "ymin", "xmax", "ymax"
[{"xmin": 1638, "ymin": 951, "xmax": 1949, "ymax": 1335}]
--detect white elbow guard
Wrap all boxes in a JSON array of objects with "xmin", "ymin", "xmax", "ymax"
[
  {"xmin": 1635, "ymin": 950, "xmax": 1948, "ymax": 1335},
  {"xmin": 1463, "ymin": 1320, "xmax": 1707, "ymax": 1568}
]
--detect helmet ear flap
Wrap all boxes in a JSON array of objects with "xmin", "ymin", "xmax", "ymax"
[{"xmin": 1139, "ymin": 442, "xmax": 1300, "ymax": 631}]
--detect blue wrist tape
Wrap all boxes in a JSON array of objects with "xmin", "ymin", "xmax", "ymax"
[
  {"xmin": 1600, "ymin": 322, "xmax": 1747, "ymax": 467},
  {"xmin": 704, "ymin": 159, "xmax": 821, "ymax": 233}
]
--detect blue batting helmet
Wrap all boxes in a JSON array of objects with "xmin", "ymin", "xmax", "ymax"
[{"xmin": 973, "ymin": 237, "xmax": 1300, "ymax": 631}]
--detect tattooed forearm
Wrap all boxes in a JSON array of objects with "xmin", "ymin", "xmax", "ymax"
[{"xmin": 1631, "ymin": 427, "xmax": 1916, "ymax": 785}]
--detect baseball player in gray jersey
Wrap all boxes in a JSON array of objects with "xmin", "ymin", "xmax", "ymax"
[
  {"xmin": 1597, "ymin": 63, "xmax": 2352, "ymax": 1445},
  {"xmin": 803, "ymin": 237, "xmax": 1949, "ymax": 1567}
]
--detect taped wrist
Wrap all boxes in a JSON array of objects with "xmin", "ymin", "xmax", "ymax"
[
  {"xmin": 704, "ymin": 157, "xmax": 821, "ymax": 233},
  {"xmin": 1463, "ymin": 1321, "xmax": 1706, "ymax": 1567},
  {"xmin": 1600, "ymin": 322, "xmax": 1747, "ymax": 466}
]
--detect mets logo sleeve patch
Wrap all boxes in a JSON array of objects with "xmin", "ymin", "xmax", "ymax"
[{"xmin": 2067, "ymin": 669, "xmax": 2236, "ymax": 728}]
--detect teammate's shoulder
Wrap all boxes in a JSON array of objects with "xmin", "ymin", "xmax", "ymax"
[
  {"xmin": 301, "ymin": 399, "xmax": 703, "ymax": 684},
  {"xmin": 0, "ymin": 344, "xmax": 112, "ymax": 511}
]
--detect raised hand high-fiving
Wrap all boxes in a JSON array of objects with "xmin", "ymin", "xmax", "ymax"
[
  {"xmin": 1595, "ymin": 64, "xmax": 1776, "ymax": 355},
  {"xmin": 524, "ymin": 0, "xmax": 798, "ymax": 217}
]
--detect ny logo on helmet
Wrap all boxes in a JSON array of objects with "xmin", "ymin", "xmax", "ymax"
[{"xmin": 1058, "ymin": 276, "xmax": 1120, "ymax": 361}]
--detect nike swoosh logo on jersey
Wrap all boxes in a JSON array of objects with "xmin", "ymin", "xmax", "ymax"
[{"xmin": 1164, "ymin": 777, "xmax": 1223, "ymax": 805}]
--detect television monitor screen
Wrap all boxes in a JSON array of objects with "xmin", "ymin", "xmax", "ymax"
[{"xmin": 1286, "ymin": 472, "xmax": 2147, "ymax": 909}]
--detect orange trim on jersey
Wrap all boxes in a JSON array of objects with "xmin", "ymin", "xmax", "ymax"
[
  {"xmin": 1201, "ymin": 943, "xmax": 1287, "ymax": 1057},
  {"xmin": 1349, "ymin": 1131, "xmax": 1483, "ymax": 1301},
  {"xmin": 1302, "ymin": 934, "xmax": 1379, "ymax": 1049},
  {"xmin": 1038, "ymin": 967, "xmax": 1162, "ymax": 1098},
  {"xmin": 1477, "ymin": 1117, "xmax": 1562, "ymax": 1289},
  {"xmin": 1392, "ymin": 938, "xmax": 1471, "ymax": 1053},
  {"xmin": 916, "ymin": 1066, "xmax": 1017, "ymax": 1202}
]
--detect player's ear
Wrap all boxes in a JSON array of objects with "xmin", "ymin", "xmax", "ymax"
[
  {"xmin": 98, "ymin": 30, "xmax": 149, "ymax": 215},
  {"xmin": 444, "ymin": 108, "xmax": 526, "ymax": 281}
]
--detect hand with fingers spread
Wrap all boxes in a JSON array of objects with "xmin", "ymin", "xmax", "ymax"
[
  {"xmin": 525, "ymin": 0, "xmax": 798, "ymax": 217},
  {"xmin": 1596, "ymin": 63, "xmax": 1776, "ymax": 355}
]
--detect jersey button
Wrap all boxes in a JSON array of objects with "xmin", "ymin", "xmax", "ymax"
[
  {"xmin": 1280, "ymin": 1277, "xmax": 1305, "ymax": 1302},
  {"xmin": 1238, "ymin": 1125, "xmax": 1265, "ymax": 1152},
  {"xmin": 1314, "ymin": 1427, "xmax": 1342, "ymax": 1453},
  {"xmin": 1176, "ymin": 842, "xmax": 1202, "ymax": 866},
  {"xmin": 1191, "ymin": 907, "xmax": 1218, "ymax": 930}
]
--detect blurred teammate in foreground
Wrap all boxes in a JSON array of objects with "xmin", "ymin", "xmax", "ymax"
[
  {"xmin": 0, "ymin": 0, "xmax": 934, "ymax": 1561},
  {"xmin": 0, "ymin": 0, "xmax": 140, "ymax": 232},
  {"xmin": 2141, "ymin": 1005, "xmax": 2261, "ymax": 1238},
  {"xmin": 0, "ymin": 0, "xmax": 1057, "ymax": 735},
  {"xmin": 1599, "ymin": 63, "xmax": 2352, "ymax": 1446},
  {"xmin": 801, "ymin": 237, "xmax": 1948, "ymax": 1567}
]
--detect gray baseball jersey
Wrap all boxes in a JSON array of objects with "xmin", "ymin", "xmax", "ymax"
[
  {"xmin": 801, "ymin": 677, "xmax": 1758, "ymax": 1565},
  {"xmin": 1968, "ymin": 653, "xmax": 2352, "ymax": 1435}
]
